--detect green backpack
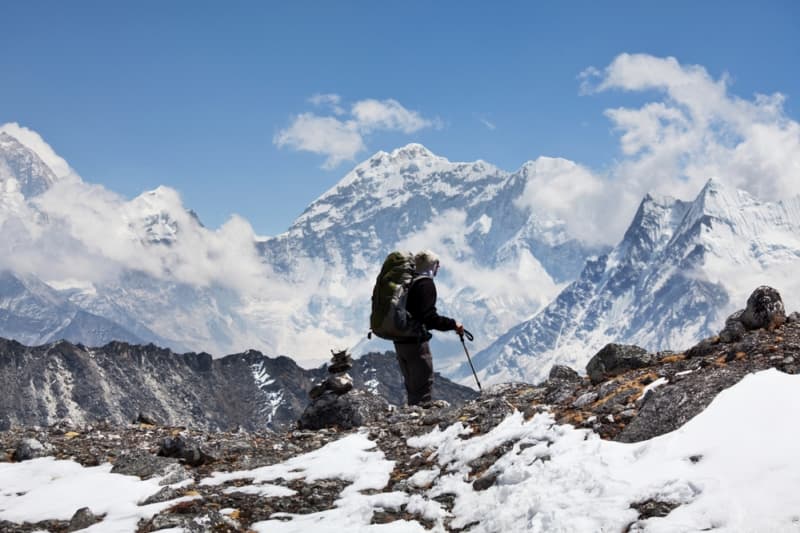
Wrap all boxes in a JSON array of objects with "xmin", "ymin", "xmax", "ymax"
[{"xmin": 370, "ymin": 251, "xmax": 422, "ymax": 340}]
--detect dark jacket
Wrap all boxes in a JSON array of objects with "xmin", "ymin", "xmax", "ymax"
[{"xmin": 400, "ymin": 276, "xmax": 456, "ymax": 343}]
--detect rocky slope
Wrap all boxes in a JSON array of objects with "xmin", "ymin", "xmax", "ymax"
[{"xmin": 0, "ymin": 287, "xmax": 797, "ymax": 531}]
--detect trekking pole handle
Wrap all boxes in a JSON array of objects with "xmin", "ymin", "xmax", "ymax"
[{"xmin": 459, "ymin": 328, "xmax": 474, "ymax": 342}]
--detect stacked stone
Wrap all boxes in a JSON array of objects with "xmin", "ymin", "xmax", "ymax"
[
  {"xmin": 299, "ymin": 348, "xmax": 388, "ymax": 430},
  {"xmin": 309, "ymin": 349, "xmax": 354, "ymax": 399}
]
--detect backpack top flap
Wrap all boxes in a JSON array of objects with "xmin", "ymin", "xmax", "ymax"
[{"xmin": 370, "ymin": 251, "xmax": 415, "ymax": 337}]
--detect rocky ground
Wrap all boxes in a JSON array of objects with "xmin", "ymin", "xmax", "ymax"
[{"xmin": 1, "ymin": 289, "xmax": 797, "ymax": 532}]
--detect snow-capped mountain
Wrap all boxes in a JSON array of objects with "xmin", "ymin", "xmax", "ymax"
[
  {"xmin": 0, "ymin": 136, "xmax": 271, "ymax": 357},
  {"xmin": 463, "ymin": 179, "xmax": 800, "ymax": 385},
  {"xmin": 257, "ymin": 144, "xmax": 604, "ymax": 365},
  {"xmin": 0, "ymin": 270, "xmax": 149, "ymax": 347},
  {"xmin": 6, "ymin": 127, "xmax": 796, "ymax": 384},
  {"xmin": 0, "ymin": 132, "xmax": 603, "ymax": 365}
]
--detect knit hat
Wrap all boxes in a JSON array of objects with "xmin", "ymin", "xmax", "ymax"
[{"xmin": 414, "ymin": 250, "xmax": 440, "ymax": 275}]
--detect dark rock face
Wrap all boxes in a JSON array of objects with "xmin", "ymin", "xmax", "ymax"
[
  {"xmin": 586, "ymin": 343, "xmax": 652, "ymax": 384},
  {"xmin": 740, "ymin": 286, "xmax": 785, "ymax": 330},
  {"xmin": 616, "ymin": 366, "xmax": 754, "ymax": 443}
]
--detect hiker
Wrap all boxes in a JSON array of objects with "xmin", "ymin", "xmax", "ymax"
[{"xmin": 394, "ymin": 250, "xmax": 463, "ymax": 407}]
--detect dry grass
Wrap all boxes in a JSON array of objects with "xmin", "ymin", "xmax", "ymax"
[{"xmin": 560, "ymin": 411, "xmax": 587, "ymax": 426}]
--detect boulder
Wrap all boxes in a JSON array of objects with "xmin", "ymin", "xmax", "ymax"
[
  {"xmin": 572, "ymin": 391, "xmax": 598, "ymax": 409},
  {"xmin": 12, "ymin": 438, "xmax": 53, "ymax": 461},
  {"xmin": 586, "ymin": 344, "xmax": 652, "ymax": 384},
  {"xmin": 298, "ymin": 390, "xmax": 389, "ymax": 430},
  {"xmin": 135, "ymin": 411, "xmax": 160, "ymax": 425},
  {"xmin": 67, "ymin": 507, "xmax": 100, "ymax": 532},
  {"xmin": 111, "ymin": 450, "xmax": 188, "ymax": 480},
  {"xmin": 719, "ymin": 310, "xmax": 746, "ymax": 343},
  {"xmin": 685, "ymin": 337, "xmax": 717, "ymax": 359},
  {"xmin": 740, "ymin": 286, "xmax": 785, "ymax": 330},
  {"xmin": 158, "ymin": 435, "xmax": 215, "ymax": 467},
  {"xmin": 548, "ymin": 364, "xmax": 581, "ymax": 382}
]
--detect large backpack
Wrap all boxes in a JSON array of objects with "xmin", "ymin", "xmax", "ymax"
[{"xmin": 370, "ymin": 251, "xmax": 424, "ymax": 340}]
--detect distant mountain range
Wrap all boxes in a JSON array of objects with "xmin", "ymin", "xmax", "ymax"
[
  {"xmin": 0, "ymin": 130, "xmax": 603, "ymax": 369},
  {"xmin": 1, "ymin": 129, "xmax": 798, "ymax": 385}
]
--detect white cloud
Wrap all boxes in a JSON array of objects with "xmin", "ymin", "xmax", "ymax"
[
  {"xmin": 546, "ymin": 53, "xmax": 800, "ymax": 244},
  {"xmin": 8, "ymin": 180, "xmax": 283, "ymax": 297},
  {"xmin": 309, "ymin": 93, "xmax": 345, "ymax": 115},
  {"xmin": 514, "ymin": 157, "xmax": 606, "ymax": 243},
  {"xmin": 275, "ymin": 97, "xmax": 440, "ymax": 168},
  {"xmin": 0, "ymin": 122, "xmax": 77, "ymax": 180},
  {"xmin": 476, "ymin": 115, "xmax": 496, "ymax": 131},
  {"xmin": 351, "ymin": 98, "xmax": 438, "ymax": 133},
  {"xmin": 274, "ymin": 113, "xmax": 364, "ymax": 169}
]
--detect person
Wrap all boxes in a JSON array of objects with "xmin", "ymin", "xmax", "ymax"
[{"xmin": 393, "ymin": 250, "xmax": 464, "ymax": 407}]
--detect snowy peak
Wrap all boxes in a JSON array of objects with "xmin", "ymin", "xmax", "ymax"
[
  {"xmin": 386, "ymin": 142, "xmax": 438, "ymax": 161},
  {"xmin": 675, "ymin": 179, "xmax": 755, "ymax": 236},
  {"xmin": 617, "ymin": 192, "xmax": 690, "ymax": 263},
  {"xmin": 0, "ymin": 132, "xmax": 58, "ymax": 198},
  {"xmin": 127, "ymin": 186, "xmax": 200, "ymax": 246},
  {"xmin": 291, "ymin": 144, "xmax": 507, "ymax": 236}
]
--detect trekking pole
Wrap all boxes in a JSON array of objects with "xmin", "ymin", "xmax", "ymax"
[{"xmin": 459, "ymin": 328, "xmax": 482, "ymax": 392}]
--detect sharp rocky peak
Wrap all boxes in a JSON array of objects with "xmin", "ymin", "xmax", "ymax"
[
  {"xmin": 0, "ymin": 132, "xmax": 58, "ymax": 198},
  {"xmin": 689, "ymin": 178, "xmax": 755, "ymax": 216}
]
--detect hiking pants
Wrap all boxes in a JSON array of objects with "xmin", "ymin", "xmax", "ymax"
[{"xmin": 393, "ymin": 341, "xmax": 433, "ymax": 406}]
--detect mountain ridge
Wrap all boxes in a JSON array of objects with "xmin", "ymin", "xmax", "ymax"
[
  {"xmin": 0, "ymin": 337, "xmax": 477, "ymax": 432},
  {"xmin": 463, "ymin": 178, "xmax": 800, "ymax": 385}
]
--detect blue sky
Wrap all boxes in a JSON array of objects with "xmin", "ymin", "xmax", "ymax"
[{"xmin": 2, "ymin": 1, "xmax": 799, "ymax": 236}]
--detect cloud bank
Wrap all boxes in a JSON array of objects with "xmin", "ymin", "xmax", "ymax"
[
  {"xmin": 274, "ymin": 96, "xmax": 441, "ymax": 168},
  {"xmin": 542, "ymin": 53, "xmax": 800, "ymax": 244}
]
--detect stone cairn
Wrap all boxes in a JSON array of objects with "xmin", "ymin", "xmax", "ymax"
[
  {"xmin": 299, "ymin": 349, "xmax": 389, "ymax": 430},
  {"xmin": 310, "ymin": 349, "xmax": 354, "ymax": 399}
]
